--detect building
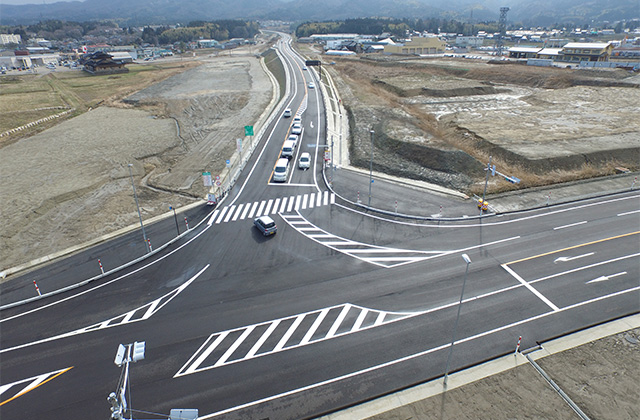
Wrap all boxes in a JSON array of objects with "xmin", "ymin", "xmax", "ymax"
[
  {"xmin": 0, "ymin": 34, "xmax": 22, "ymax": 45},
  {"xmin": 508, "ymin": 46, "xmax": 542, "ymax": 59},
  {"xmin": 81, "ymin": 51, "xmax": 129, "ymax": 75},
  {"xmin": 456, "ymin": 36, "xmax": 484, "ymax": 47},
  {"xmin": 536, "ymin": 48, "xmax": 562, "ymax": 60},
  {"xmin": 197, "ymin": 39, "xmax": 219, "ymax": 48},
  {"xmin": 558, "ymin": 42, "xmax": 614, "ymax": 63},
  {"xmin": 384, "ymin": 37, "xmax": 446, "ymax": 55}
]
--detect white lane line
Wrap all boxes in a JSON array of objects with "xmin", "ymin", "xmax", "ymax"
[
  {"xmin": 215, "ymin": 207, "xmax": 229, "ymax": 224},
  {"xmin": 554, "ymin": 253, "xmax": 594, "ymax": 263},
  {"xmin": 502, "ymin": 264, "xmax": 560, "ymax": 311},
  {"xmin": 232, "ymin": 204, "xmax": 244, "ymax": 222},
  {"xmin": 0, "ymin": 367, "xmax": 72, "ymax": 405},
  {"xmin": 300, "ymin": 308, "xmax": 330, "ymax": 345},
  {"xmin": 586, "ymin": 272, "xmax": 627, "ymax": 284},
  {"xmin": 553, "ymin": 221, "xmax": 587, "ymax": 230},
  {"xmin": 272, "ymin": 199, "xmax": 281, "ymax": 215},
  {"xmin": 198, "ymin": 285, "xmax": 640, "ymax": 420},
  {"xmin": 330, "ymin": 193, "xmax": 335, "ymax": 204},
  {"xmin": 246, "ymin": 320, "xmax": 281, "ymax": 359},
  {"xmin": 295, "ymin": 195, "xmax": 302, "ymax": 211},
  {"xmin": 264, "ymin": 199, "xmax": 274, "ymax": 216},
  {"xmin": 326, "ymin": 304, "xmax": 351, "ymax": 338},
  {"xmin": 316, "ymin": 192, "xmax": 322, "ymax": 207},
  {"xmin": 274, "ymin": 315, "xmax": 305, "ymax": 351},
  {"xmin": 214, "ymin": 326, "xmax": 256, "ymax": 367},
  {"xmin": 256, "ymin": 201, "xmax": 266, "ymax": 217},
  {"xmin": 302, "ymin": 194, "xmax": 308, "ymax": 210},
  {"xmin": 308, "ymin": 193, "xmax": 315, "ymax": 209},
  {"xmin": 207, "ymin": 210, "xmax": 219, "ymax": 226},
  {"xmin": 247, "ymin": 202, "xmax": 259, "ymax": 219},
  {"xmin": 280, "ymin": 197, "xmax": 288, "ymax": 213},
  {"xmin": 532, "ymin": 253, "xmax": 640, "ymax": 285},
  {"xmin": 617, "ymin": 209, "xmax": 640, "ymax": 216},
  {"xmin": 324, "ymin": 191, "xmax": 329, "ymax": 206},
  {"xmin": 223, "ymin": 205, "xmax": 236, "ymax": 223}
]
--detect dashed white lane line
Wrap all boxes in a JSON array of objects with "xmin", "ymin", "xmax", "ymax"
[
  {"xmin": 502, "ymin": 264, "xmax": 560, "ymax": 311},
  {"xmin": 553, "ymin": 221, "xmax": 587, "ymax": 230},
  {"xmin": 256, "ymin": 200, "xmax": 266, "ymax": 217},
  {"xmin": 287, "ymin": 196, "xmax": 295, "ymax": 212},
  {"xmin": 264, "ymin": 199, "xmax": 274, "ymax": 216},
  {"xmin": 272, "ymin": 198, "xmax": 281, "ymax": 215},
  {"xmin": 617, "ymin": 209, "xmax": 640, "ymax": 216},
  {"xmin": 240, "ymin": 203, "xmax": 251, "ymax": 220}
]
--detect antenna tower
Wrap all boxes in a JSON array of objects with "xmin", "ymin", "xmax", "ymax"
[{"xmin": 496, "ymin": 7, "xmax": 510, "ymax": 56}]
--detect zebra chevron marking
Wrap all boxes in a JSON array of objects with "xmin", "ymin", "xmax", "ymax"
[
  {"xmin": 0, "ymin": 367, "xmax": 73, "ymax": 406},
  {"xmin": 175, "ymin": 303, "xmax": 422, "ymax": 377},
  {"xmin": 1, "ymin": 266, "xmax": 209, "ymax": 354}
]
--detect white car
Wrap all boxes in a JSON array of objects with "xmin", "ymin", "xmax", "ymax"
[
  {"xmin": 291, "ymin": 123, "xmax": 302, "ymax": 135},
  {"xmin": 293, "ymin": 115, "xmax": 302, "ymax": 124},
  {"xmin": 302, "ymin": 66, "xmax": 308, "ymax": 70},
  {"xmin": 287, "ymin": 134, "xmax": 299, "ymax": 147},
  {"xmin": 308, "ymin": 82, "xmax": 315, "ymax": 89},
  {"xmin": 283, "ymin": 108, "xmax": 292, "ymax": 118},
  {"xmin": 298, "ymin": 152, "xmax": 311, "ymax": 169}
]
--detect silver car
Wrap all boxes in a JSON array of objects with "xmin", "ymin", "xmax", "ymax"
[{"xmin": 254, "ymin": 215, "xmax": 277, "ymax": 236}]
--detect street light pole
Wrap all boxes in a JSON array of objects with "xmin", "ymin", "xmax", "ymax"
[
  {"xmin": 444, "ymin": 253, "xmax": 472, "ymax": 387},
  {"xmin": 368, "ymin": 129, "xmax": 374, "ymax": 206},
  {"xmin": 128, "ymin": 164, "xmax": 149, "ymax": 253}
]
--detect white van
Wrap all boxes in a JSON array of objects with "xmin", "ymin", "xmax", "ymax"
[
  {"xmin": 281, "ymin": 140, "xmax": 296, "ymax": 159},
  {"xmin": 273, "ymin": 158, "xmax": 289, "ymax": 182}
]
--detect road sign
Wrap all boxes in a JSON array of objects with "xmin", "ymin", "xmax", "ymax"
[
  {"xmin": 215, "ymin": 175, "xmax": 220, "ymax": 181},
  {"xmin": 202, "ymin": 172, "xmax": 212, "ymax": 186},
  {"xmin": 244, "ymin": 126, "xmax": 254, "ymax": 136},
  {"xmin": 236, "ymin": 138, "xmax": 242, "ymax": 153},
  {"xmin": 226, "ymin": 159, "xmax": 231, "ymax": 168},
  {"xmin": 306, "ymin": 60, "xmax": 321, "ymax": 66},
  {"xmin": 216, "ymin": 180, "xmax": 221, "ymax": 186}
]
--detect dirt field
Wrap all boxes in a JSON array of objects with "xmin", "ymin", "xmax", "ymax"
[
  {"xmin": 365, "ymin": 327, "xmax": 639, "ymax": 420},
  {"xmin": 0, "ymin": 43, "xmax": 274, "ymax": 270},
  {"xmin": 318, "ymin": 52, "xmax": 640, "ymax": 193}
]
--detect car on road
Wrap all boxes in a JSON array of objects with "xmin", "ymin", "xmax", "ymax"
[
  {"xmin": 280, "ymin": 141, "xmax": 296, "ymax": 159},
  {"xmin": 254, "ymin": 215, "xmax": 277, "ymax": 236},
  {"xmin": 293, "ymin": 115, "xmax": 302, "ymax": 124},
  {"xmin": 302, "ymin": 65, "xmax": 308, "ymax": 70},
  {"xmin": 287, "ymin": 134, "xmax": 299, "ymax": 147},
  {"xmin": 291, "ymin": 123, "xmax": 302, "ymax": 135},
  {"xmin": 273, "ymin": 157, "xmax": 290, "ymax": 181},
  {"xmin": 283, "ymin": 108, "xmax": 292, "ymax": 118},
  {"xmin": 308, "ymin": 82, "xmax": 315, "ymax": 89},
  {"xmin": 298, "ymin": 152, "xmax": 311, "ymax": 169}
]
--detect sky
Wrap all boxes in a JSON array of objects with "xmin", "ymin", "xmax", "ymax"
[{"xmin": 2, "ymin": 0, "xmax": 83, "ymax": 5}]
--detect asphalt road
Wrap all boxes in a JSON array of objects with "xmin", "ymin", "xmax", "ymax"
[{"xmin": 1, "ymin": 36, "xmax": 639, "ymax": 420}]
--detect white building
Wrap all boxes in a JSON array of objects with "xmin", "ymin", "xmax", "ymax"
[{"xmin": 0, "ymin": 34, "xmax": 22, "ymax": 45}]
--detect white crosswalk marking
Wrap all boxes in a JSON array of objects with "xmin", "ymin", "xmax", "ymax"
[
  {"xmin": 175, "ymin": 303, "xmax": 423, "ymax": 377},
  {"xmin": 207, "ymin": 193, "xmax": 336, "ymax": 227}
]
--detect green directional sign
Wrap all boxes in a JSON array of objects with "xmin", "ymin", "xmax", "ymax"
[{"xmin": 244, "ymin": 125, "xmax": 254, "ymax": 136}]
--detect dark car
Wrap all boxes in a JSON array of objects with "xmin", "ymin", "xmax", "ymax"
[{"xmin": 254, "ymin": 215, "xmax": 277, "ymax": 236}]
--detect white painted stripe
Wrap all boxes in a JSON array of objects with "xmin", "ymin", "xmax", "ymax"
[
  {"xmin": 366, "ymin": 257, "xmax": 430, "ymax": 262},
  {"xmin": 297, "ymin": 227, "xmax": 323, "ymax": 232},
  {"xmin": 324, "ymin": 191, "xmax": 329, "ymax": 206},
  {"xmin": 280, "ymin": 197, "xmax": 288, "ymax": 213},
  {"xmin": 247, "ymin": 202, "xmax": 259, "ymax": 219},
  {"xmin": 553, "ymin": 221, "xmax": 587, "ymax": 230},
  {"xmin": 121, "ymin": 310, "xmax": 136, "ymax": 324},
  {"xmin": 323, "ymin": 241, "xmax": 360, "ymax": 246},
  {"xmin": 308, "ymin": 234, "xmax": 336, "ymax": 239},
  {"xmin": 224, "ymin": 205, "xmax": 236, "ymax": 223},
  {"xmin": 287, "ymin": 196, "xmax": 295, "ymax": 212},
  {"xmin": 300, "ymin": 308, "xmax": 330, "ymax": 345},
  {"xmin": 264, "ymin": 199, "xmax": 274, "ymax": 216},
  {"xmin": 198, "ymin": 285, "xmax": 640, "ymax": 420},
  {"xmin": 232, "ymin": 204, "xmax": 244, "ymax": 221},
  {"xmin": 302, "ymin": 194, "xmax": 308, "ymax": 210},
  {"xmin": 502, "ymin": 264, "xmax": 560, "ymax": 311},
  {"xmin": 207, "ymin": 210, "xmax": 219, "ymax": 226},
  {"xmin": 256, "ymin": 201, "xmax": 266, "ymax": 217},
  {"xmin": 587, "ymin": 271, "xmax": 627, "ymax": 284},
  {"xmin": 617, "ymin": 209, "xmax": 640, "ymax": 216},
  {"xmin": 141, "ymin": 299, "xmax": 161, "ymax": 320},
  {"xmin": 374, "ymin": 311, "xmax": 386, "ymax": 326},
  {"xmin": 246, "ymin": 320, "xmax": 281, "ymax": 358},
  {"xmin": 326, "ymin": 304, "xmax": 352, "ymax": 338},
  {"xmin": 308, "ymin": 193, "xmax": 315, "ymax": 208},
  {"xmin": 274, "ymin": 314, "xmax": 305, "ymax": 351},
  {"xmin": 532, "ymin": 253, "xmax": 640, "ymax": 285},
  {"xmin": 347, "ymin": 249, "xmax": 435, "ymax": 254},
  {"xmin": 295, "ymin": 195, "xmax": 301, "ymax": 211},
  {"xmin": 240, "ymin": 203, "xmax": 251, "ymax": 220},
  {"xmin": 351, "ymin": 309, "xmax": 368, "ymax": 332},
  {"xmin": 215, "ymin": 207, "xmax": 229, "ymax": 224},
  {"xmin": 316, "ymin": 192, "xmax": 322, "ymax": 207},
  {"xmin": 330, "ymin": 193, "xmax": 335, "ymax": 204},
  {"xmin": 185, "ymin": 332, "xmax": 229, "ymax": 374},
  {"xmin": 214, "ymin": 326, "xmax": 256, "ymax": 367},
  {"xmin": 272, "ymin": 199, "xmax": 281, "ymax": 214}
]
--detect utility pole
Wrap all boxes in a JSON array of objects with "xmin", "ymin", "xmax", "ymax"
[
  {"xmin": 481, "ymin": 156, "xmax": 492, "ymax": 214},
  {"xmin": 368, "ymin": 129, "xmax": 374, "ymax": 206},
  {"xmin": 128, "ymin": 164, "xmax": 149, "ymax": 252}
]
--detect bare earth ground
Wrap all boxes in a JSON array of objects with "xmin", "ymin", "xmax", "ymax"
[
  {"xmin": 365, "ymin": 328, "xmax": 639, "ymax": 420},
  {"xmin": 314, "ymin": 50, "xmax": 640, "ymax": 193},
  {"xmin": 0, "ymin": 47, "xmax": 272, "ymax": 270}
]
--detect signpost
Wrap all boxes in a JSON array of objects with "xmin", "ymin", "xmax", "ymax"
[
  {"xmin": 202, "ymin": 172, "xmax": 212, "ymax": 187},
  {"xmin": 244, "ymin": 125, "xmax": 253, "ymax": 136},
  {"xmin": 236, "ymin": 138, "xmax": 242, "ymax": 153}
]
